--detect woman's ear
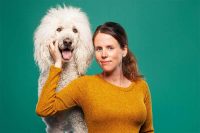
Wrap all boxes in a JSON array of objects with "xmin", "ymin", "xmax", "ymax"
[{"xmin": 122, "ymin": 45, "xmax": 128, "ymax": 57}]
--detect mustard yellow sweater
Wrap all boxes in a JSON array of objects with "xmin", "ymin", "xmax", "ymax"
[{"xmin": 36, "ymin": 65, "xmax": 154, "ymax": 133}]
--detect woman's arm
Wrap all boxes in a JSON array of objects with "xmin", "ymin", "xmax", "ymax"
[
  {"xmin": 140, "ymin": 82, "xmax": 154, "ymax": 133},
  {"xmin": 36, "ymin": 39, "xmax": 82, "ymax": 117},
  {"xmin": 35, "ymin": 65, "xmax": 82, "ymax": 117}
]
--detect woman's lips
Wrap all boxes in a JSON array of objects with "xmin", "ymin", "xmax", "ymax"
[{"xmin": 100, "ymin": 61, "xmax": 111, "ymax": 65}]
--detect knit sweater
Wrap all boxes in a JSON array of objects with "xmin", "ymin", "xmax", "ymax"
[{"xmin": 36, "ymin": 65, "xmax": 154, "ymax": 133}]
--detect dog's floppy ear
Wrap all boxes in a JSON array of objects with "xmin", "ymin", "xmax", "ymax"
[
  {"xmin": 74, "ymin": 38, "xmax": 94, "ymax": 75},
  {"xmin": 72, "ymin": 9, "xmax": 94, "ymax": 75},
  {"xmin": 74, "ymin": 24, "xmax": 94, "ymax": 75},
  {"xmin": 34, "ymin": 20, "xmax": 55, "ymax": 73},
  {"xmin": 34, "ymin": 7, "xmax": 62, "ymax": 72}
]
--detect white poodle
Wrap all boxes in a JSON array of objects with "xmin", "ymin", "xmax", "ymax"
[{"xmin": 34, "ymin": 5, "xmax": 94, "ymax": 133}]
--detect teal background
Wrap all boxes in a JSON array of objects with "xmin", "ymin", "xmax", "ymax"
[{"xmin": 0, "ymin": 0, "xmax": 199, "ymax": 132}]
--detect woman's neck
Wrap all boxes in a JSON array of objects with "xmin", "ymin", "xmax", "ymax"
[{"xmin": 101, "ymin": 68, "xmax": 131, "ymax": 88}]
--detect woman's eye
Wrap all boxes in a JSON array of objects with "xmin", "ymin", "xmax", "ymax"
[
  {"xmin": 56, "ymin": 27, "xmax": 63, "ymax": 32},
  {"xmin": 95, "ymin": 47, "xmax": 102, "ymax": 51},
  {"xmin": 108, "ymin": 46, "xmax": 114, "ymax": 50}
]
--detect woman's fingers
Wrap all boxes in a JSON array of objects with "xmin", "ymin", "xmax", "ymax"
[
  {"xmin": 54, "ymin": 40, "xmax": 60, "ymax": 53},
  {"xmin": 47, "ymin": 40, "xmax": 62, "ymax": 64},
  {"xmin": 49, "ymin": 43, "xmax": 54, "ymax": 55},
  {"xmin": 50, "ymin": 42, "xmax": 54, "ymax": 50},
  {"xmin": 47, "ymin": 40, "xmax": 56, "ymax": 59}
]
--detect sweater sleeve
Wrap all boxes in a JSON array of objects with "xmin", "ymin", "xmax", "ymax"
[
  {"xmin": 35, "ymin": 65, "xmax": 82, "ymax": 117},
  {"xmin": 140, "ymin": 81, "xmax": 154, "ymax": 133}
]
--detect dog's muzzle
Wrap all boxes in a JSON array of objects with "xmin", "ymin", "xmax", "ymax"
[{"xmin": 59, "ymin": 38, "xmax": 74, "ymax": 61}]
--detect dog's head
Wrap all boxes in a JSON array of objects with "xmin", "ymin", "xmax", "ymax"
[
  {"xmin": 34, "ymin": 6, "xmax": 94, "ymax": 74},
  {"xmin": 52, "ymin": 12, "xmax": 80, "ymax": 62}
]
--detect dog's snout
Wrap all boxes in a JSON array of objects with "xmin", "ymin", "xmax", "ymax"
[{"xmin": 63, "ymin": 38, "xmax": 72, "ymax": 46}]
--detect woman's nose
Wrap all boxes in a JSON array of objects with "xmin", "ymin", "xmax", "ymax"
[{"xmin": 101, "ymin": 50, "xmax": 108, "ymax": 58}]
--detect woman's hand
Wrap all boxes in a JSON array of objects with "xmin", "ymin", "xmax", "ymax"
[{"xmin": 48, "ymin": 40, "xmax": 63, "ymax": 68}]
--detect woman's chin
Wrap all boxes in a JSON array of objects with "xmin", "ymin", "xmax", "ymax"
[{"xmin": 101, "ymin": 67, "xmax": 114, "ymax": 73}]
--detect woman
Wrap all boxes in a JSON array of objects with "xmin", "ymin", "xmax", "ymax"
[{"xmin": 36, "ymin": 22, "xmax": 154, "ymax": 133}]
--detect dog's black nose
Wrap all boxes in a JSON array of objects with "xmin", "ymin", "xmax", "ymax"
[{"xmin": 63, "ymin": 38, "xmax": 72, "ymax": 46}]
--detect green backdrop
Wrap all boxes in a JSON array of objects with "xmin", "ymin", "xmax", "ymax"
[{"xmin": 0, "ymin": 0, "xmax": 199, "ymax": 132}]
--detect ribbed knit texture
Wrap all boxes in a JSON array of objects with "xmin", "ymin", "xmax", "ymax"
[{"xmin": 36, "ymin": 65, "xmax": 154, "ymax": 133}]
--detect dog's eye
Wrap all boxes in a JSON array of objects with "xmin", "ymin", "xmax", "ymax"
[
  {"xmin": 72, "ymin": 27, "xmax": 78, "ymax": 33},
  {"xmin": 56, "ymin": 27, "xmax": 63, "ymax": 32}
]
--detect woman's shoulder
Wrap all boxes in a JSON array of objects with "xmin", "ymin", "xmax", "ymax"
[
  {"xmin": 134, "ymin": 78, "xmax": 150, "ymax": 92},
  {"xmin": 68, "ymin": 75, "xmax": 100, "ymax": 91},
  {"xmin": 72, "ymin": 74, "xmax": 99, "ymax": 83},
  {"xmin": 135, "ymin": 78, "xmax": 148, "ymax": 87}
]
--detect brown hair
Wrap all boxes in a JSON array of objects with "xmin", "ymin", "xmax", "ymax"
[{"xmin": 93, "ymin": 22, "xmax": 143, "ymax": 81}]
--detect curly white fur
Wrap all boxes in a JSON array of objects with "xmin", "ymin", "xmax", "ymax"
[{"xmin": 34, "ymin": 5, "xmax": 94, "ymax": 133}]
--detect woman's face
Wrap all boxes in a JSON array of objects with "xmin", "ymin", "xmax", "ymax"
[{"xmin": 94, "ymin": 33, "xmax": 127, "ymax": 73}]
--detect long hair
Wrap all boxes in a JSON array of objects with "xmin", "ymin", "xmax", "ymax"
[{"xmin": 92, "ymin": 22, "xmax": 143, "ymax": 81}]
